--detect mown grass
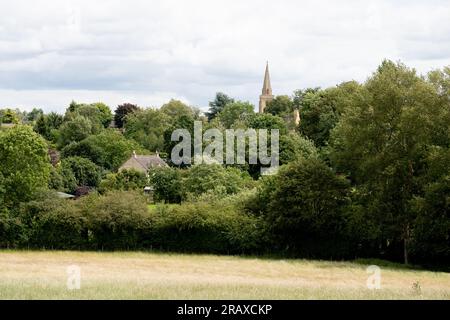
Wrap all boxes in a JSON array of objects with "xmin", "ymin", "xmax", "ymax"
[{"xmin": 0, "ymin": 250, "xmax": 449, "ymax": 299}]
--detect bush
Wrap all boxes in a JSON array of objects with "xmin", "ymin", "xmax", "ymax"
[
  {"xmin": 60, "ymin": 156, "xmax": 102, "ymax": 190},
  {"xmin": 99, "ymin": 169, "xmax": 148, "ymax": 193},
  {"xmin": 251, "ymin": 158, "xmax": 355, "ymax": 258},
  {"xmin": 183, "ymin": 164, "xmax": 254, "ymax": 199},
  {"xmin": 85, "ymin": 191, "xmax": 150, "ymax": 250},
  {"xmin": 0, "ymin": 207, "xmax": 23, "ymax": 248},
  {"xmin": 18, "ymin": 192, "xmax": 86, "ymax": 249},
  {"xmin": 147, "ymin": 198, "xmax": 267, "ymax": 254},
  {"xmin": 61, "ymin": 130, "xmax": 144, "ymax": 170},
  {"xmin": 149, "ymin": 167, "xmax": 184, "ymax": 203}
]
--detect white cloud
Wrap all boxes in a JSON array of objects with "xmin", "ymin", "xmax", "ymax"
[{"xmin": 0, "ymin": 0, "xmax": 449, "ymax": 112}]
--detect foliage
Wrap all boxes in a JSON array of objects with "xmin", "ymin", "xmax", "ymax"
[
  {"xmin": 85, "ymin": 191, "xmax": 150, "ymax": 249},
  {"xmin": 99, "ymin": 169, "xmax": 148, "ymax": 193},
  {"xmin": 184, "ymin": 164, "xmax": 254, "ymax": 198},
  {"xmin": 124, "ymin": 108, "xmax": 170, "ymax": 151},
  {"xmin": 0, "ymin": 108, "xmax": 20, "ymax": 124},
  {"xmin": 251, "ymin": 158, "xmax": 353, "ymax": 258},
  {"xmin": 114, "ymin": 103, "xmax": 139, "ymax": 128},
  {"xmin": 216, "ymin": 101, "xmax": 255, "ymax": 128},
  {"xmin": 279, "ymin": 132, "xmax": 318, "ymax": 165},
  {"xmin": 61, "ymin": 130, "xmax": 144, "ymax": 170},
  {"xmin": 330, "ymin": 60, "xmax": 449, "ymax": 263},
  {"xmin": 58, "ymin": 115, "xmax": 96, "ymax": 147},
  {"xmin": 206, "ymin": 92, "xmax": 235, "ymax": 121},
  {"xmin": 148, "ymin": 199, "xmax": 267, "ymax": 253},
  {"xmin": 60, "ymin": 156, "xmax": 102, "ymax": 190},
  {"xmin": 246, "ymin": 113, "xmax": 287, "ymax": 134},
  {"xmin": 0, "ymin": 125, "xmax": 51, "ymax": 206},
  {"xmin": 265, "ymin": 95, "xmax": 294, "ymax": 116},
  {"xmin": 149, "ymin": 166, "xmax": 184, "ymax": 203}
]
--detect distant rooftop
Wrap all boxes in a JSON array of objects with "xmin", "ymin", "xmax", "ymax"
[{"xmin": 119, "ymin": 151, "xmax": 168, "ymax": 173}]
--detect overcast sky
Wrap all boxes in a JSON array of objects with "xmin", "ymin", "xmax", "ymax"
[{"xmin": 1, "ymin": 0, "xmax": 450, "ymax": 113}]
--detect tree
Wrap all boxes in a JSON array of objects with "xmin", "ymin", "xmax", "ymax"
[
  {"xmin": 124, "ymin": 108, "xmax": 170, "ymax": 152},
  {"xmin": 206, "ymin": 92, "xmax": 235, "ymax": 121},
  {"xmin": 296, "ymin": 83, "xmax": 359, "ymax": 147},
  {"xmin": 184, "ymin": 164, "xmax": 253, "ymax": 198},
  {"xmin": 330, "ymin": 60, "xmax": 448, "ymax": 264},
  {"xmin": 60, "ymin": 157, "xmax": 102, "ymax": 190},
  {"xmin": 99, "ymin": 169, "xmax": 148, "ymax": 193},
  {"xmin": 160, "ymin": 99, "xmax": 195, "ymax": 119},
  {"xmin": 58, "ymin": 115, "xmax": 94, "ymax": 147},
  {"xmin": 258, "ymin": 158, "xmax": 351, "ymax": 257},
  {"xmin": 216, "ymin": 101, "xmax": 255, "ymax": 128},
  {"xmin": 0, "ymin": 125, "xmax": 51, "ymax": 206},
  {"xmin": 246, "ymin": 113, "xmax": 287, "ymax": 134},
  {"xmin": 264, "ymin": 95, "xmax": 293, "ymax": 116},
  {"xmin": 26, "ymin": 108, "xmax": 44, "ymax": 122},
  {"xmin": 34, "ymin": 113, "xmax": 64, "ymax": 142},
  {"xmin": 279, "ymin": 132, "xmax": 318, "ymax": 165},
  {"xmin": 0, "ymin": 109, "xmax": 19, "ymax": 124},
  {"xmin": 91, "ymin": 102, "xmax": 113, "ymax": 128},
  {"xmin": 114, "ymin": 103, "xmax": 139, "ymax": 128},
  {"xmin": 149, "ymin": 167, "xmax": 183, "ymax": 203},
  {"xmin": 61, "ymin": 130, "xmax": 144, "ymax": 170}
]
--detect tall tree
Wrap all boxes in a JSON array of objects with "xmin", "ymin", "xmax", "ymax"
[
  {"xmin": 0, "ymin": 125, "xmax": 51, "ymax": 206},
  {"xmin": 206, "ymin": 92, "xmax": 234, "ymax": 121},
  {"xmin": 114, "ymin": 103, "xmax": 139, "ymax": 128},
  {"xmin": 330, "ymin": 60, "xmax": 448, "ymax": 264}
]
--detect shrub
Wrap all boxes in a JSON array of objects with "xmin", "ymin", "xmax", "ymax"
[
  {"xmin": 0, "ymin": 207, "xmax": 23, "ymax": 248},
  {"xmin": 18, "ymin": 192, "xmax": 86, "ymax": 249},
  {"xmin": 61, "ymin": 130, "xmax": 144, "ymax": 170},
  {"xmin": 85, "ymin": 191, "xmax": 150, "ymax": 249},
  {"xmin": 252, "ymin": 158, "xmax": 355, "ymax": 258},
  {"xmin": 60, "ymin": 156, "xmax": 102, "ymax": 190},
  {"xmin": 99, "ymin": 169, "xmax": 148, "ymax": 193},
  {"xmin": 147, "ymin": 198, "xmax": 267, "ymax": 254}
]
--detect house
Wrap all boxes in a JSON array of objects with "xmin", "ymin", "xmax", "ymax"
[{"xmin": 119, "ymin": 151, "xmax": 168, "ymax": 175}]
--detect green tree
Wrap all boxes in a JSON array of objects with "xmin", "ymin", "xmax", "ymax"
[
  {"xmin": 61, "ymin": 130, "xmax": 144, "ymax": 170},
  {"xmin": 99, "ymin": 169, "xmax": 148, "ymax": 193},
  {"xmin": 114, "ymin": 103, "xmax": 139, "ymax": 128},
  {"xmin": 0, "ymin": 125, "xmax": 51, "ymax": 206},
  {"xmin": 124, "ymin": 108, "xmax": 170, "ymax": 152},
  {"xmin": 265, "ymin": 95, "xmax": 294, "ymax": 116},
  {"xmin": 0, "ymin": 109, "xmax": 19, "ymax": 124},
  {"xmin": 206, "ymin": 92, "xmax": 235, "ymax": 121},
  {"xmin": 60, "ymin": 157, "xmax": 102, "ymax": 190},
  {"xmin": 216, "ymin": 101, "xmax": 255, "ymax": 128},
  {"xmin": 149, "ymin": 167, "xmax": 184, "ymax": 203},
  {"xmin": 330, "ymin": 60, "xmax": 448, "ymax": 264},
  {"xmin": 279, "ymin": 132, "xmax": 318, "ymax": 165},
  {"xmin": 26, "ymin": 108, "xmax": 44, "ymax": 122},
  {"xmin": 58, "ymin": 115, "xmax": 94, "ymax": 147},
  {"xmin": 258, "ymin": 158, "xmax": 351, "ymax": 257},
  {"xmin": 296, "ymin": 83, "xmax": 360, "ymax": 147}
]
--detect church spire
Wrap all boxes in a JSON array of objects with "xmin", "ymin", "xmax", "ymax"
[
  {"xmin": 259, "ymin": 61, "xmax": 274, "ymax": 113},
  {"xmin": 262, "ymin": 61, "xmax": 272, "ymax": 95}
]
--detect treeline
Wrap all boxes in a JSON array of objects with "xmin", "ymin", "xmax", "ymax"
[{"xmin": 1, "ymin": 60, "xmax": 449, "ymax": 267}]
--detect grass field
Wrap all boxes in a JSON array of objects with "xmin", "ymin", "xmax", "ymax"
[{"xmin": 0, "ymin": 250, "xmax": 449, "ymax": 299}]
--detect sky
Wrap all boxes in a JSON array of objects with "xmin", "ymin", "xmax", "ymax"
[{"xmin": 1, "ymin": 0, "xmax": 450, "ymax": 113}]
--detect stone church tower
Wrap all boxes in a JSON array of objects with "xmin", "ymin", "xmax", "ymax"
[{"xmin": 259, "ymin": 62, "xmax": 274, "ymax": 113}]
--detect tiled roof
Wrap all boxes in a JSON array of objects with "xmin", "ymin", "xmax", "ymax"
[{"xmin": 119, "ymin": 154, "xmax": 168, "ymax": 172}]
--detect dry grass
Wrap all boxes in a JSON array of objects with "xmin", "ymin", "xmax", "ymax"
[{"xmin": 0, "ymin": 250, "xmax": 449, "ymax": 299}]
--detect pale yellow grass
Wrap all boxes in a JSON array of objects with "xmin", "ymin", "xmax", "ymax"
[{"xmin": 0, "ymin": 250, "xmax": 449, "ymax": 299}]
